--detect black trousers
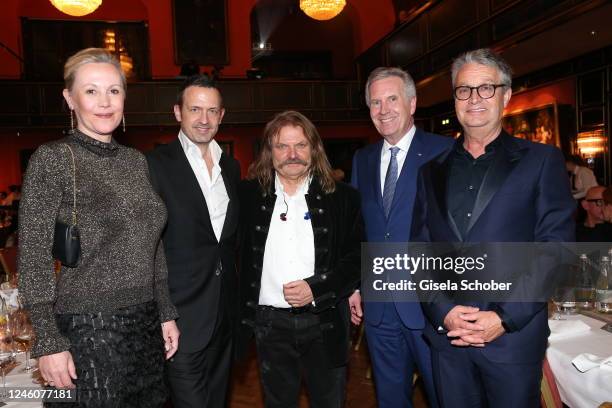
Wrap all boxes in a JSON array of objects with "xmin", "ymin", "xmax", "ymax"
[
  {"xmin": 166, "ymin": 313, "xmax": 232, "ymax": 408},
  {"xmin": 255, "ymin": 307, "xmax": 346, "ymax": 408}
]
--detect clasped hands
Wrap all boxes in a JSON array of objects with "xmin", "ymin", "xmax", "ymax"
[{"xmin": 443, "ymin": 305, "xmax": 505, "ymax": 347}]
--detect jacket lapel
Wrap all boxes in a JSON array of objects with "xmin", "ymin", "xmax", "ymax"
[
  {"xmin": 389, "ymin": 129, "xmax": 427, "ymax": 217},
  {"xmin": 431, "ymin": 150, "xmax": 462, "ymax": 241},
  {"xmin": 368, "ymin": 140, "xmax": 384, "ymax": 212},
  {"xmin": 218, "ymin": 153, "xmax": 238, "ymax": 242},
  {"xmin": 465, "ymin": 131, "xmax": 526, "ymax": 235}
]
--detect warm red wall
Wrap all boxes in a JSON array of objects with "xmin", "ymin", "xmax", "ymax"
[
  {"xmin": 0, "ymin": 122, "xmax": 378, "ymax": 191},
  {"xmin": 504, "ymin": 77, "xmax": 576, "ymax": 114},
  {"xmin": 0, "ymin": 0, "xmax": 395, "ymax": 80}
]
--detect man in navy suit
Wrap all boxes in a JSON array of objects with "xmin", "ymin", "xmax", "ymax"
[
  {"xmin": 350, "ymin": 67, "xmax": 452, "ymax": 408},
  {"xmin": 411, "ymin": 49, "xmax": 575, "ymax": 407}
]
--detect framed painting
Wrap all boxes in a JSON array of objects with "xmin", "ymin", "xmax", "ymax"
[{"xmin": 502, "ymin": 103, "xmax": 561, "ymax": 147}]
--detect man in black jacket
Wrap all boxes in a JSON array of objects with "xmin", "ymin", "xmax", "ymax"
[
  {"xmin": 238, "ymin": 110, "xmax": 363, "ymax": 408},
  {"xmin": 146, "ymin": 75, "xmax": 240, "ymax": 408}
]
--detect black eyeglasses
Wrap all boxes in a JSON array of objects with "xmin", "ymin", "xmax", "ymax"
[
  {"xmin": 585, "ymin": 199, "xmax": 605, "ymax": 207},
  {"xmin": 453, "ymin": 84, "xmax": 509, "ymax": 100}
]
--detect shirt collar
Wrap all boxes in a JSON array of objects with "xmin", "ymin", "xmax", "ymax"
[
  {"xmin": 454, "ymin": 133, "xmax": 502, "ymax": 157},
  {"xmin": 274, "ymin": 173, "xmax": 312, "ymax": 197},
  {"xmin": 70, "ymin": 129, "xmax": 119, "ymax": 157},
  {"xmin": 382, "ymin": 125, "xmax": 415, "ymax": 153},
  {"xmin": 178, "ymin": 130, "xmax": 223, "ymax": 166}
]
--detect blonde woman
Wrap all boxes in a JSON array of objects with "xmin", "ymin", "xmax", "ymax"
[{"xmin": 18, "ymin": 48, "xmax": 179, "ymax": 407}]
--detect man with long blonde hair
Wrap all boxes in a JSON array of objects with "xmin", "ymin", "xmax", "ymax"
[{"xmin": 238, "ymin": 110, "xmax": 363, "ymax": 408}]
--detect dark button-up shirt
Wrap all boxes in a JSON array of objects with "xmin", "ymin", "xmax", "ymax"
[{"xmin": 448, "ymin": 136, "xmax": 503, "ymax": 238}]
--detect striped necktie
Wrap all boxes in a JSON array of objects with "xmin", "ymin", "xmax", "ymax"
[{"xmin": 382, "ymin": 146, "xmax": 400, "ymax": 219}]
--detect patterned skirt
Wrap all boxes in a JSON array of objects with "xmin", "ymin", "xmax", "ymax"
[{"xmin": 45, "ymin": 301, "xmax": 168, "ymax": 408}]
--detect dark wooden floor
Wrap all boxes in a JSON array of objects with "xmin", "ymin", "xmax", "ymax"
[{"xmin": 227, "ymin": 328, "xmax": 429, "ymax": 408}]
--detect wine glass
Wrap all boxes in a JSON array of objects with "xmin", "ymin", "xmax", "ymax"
[
  {"xmin": 12, "ymin": 308, "xmax": 35, "ymax": 372},
  {"xmin": 551, "ymin": 287, "xmax": 566, "ymax": 320},
  {"xmin": 0, "ymin": 318, "xmax": 14, "ymax": 398},
  {"xmin": 551, "ymin": 285, "xmax": 577, "ymax": 319}
]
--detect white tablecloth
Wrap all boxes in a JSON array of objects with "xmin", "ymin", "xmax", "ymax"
[
  {"xmin": 547, "ymin": 314, "xmax": 612, "ymax": 408},
  {"xmin": 2, "ymin": 353, "xmax": 41, "ymax": 407}
]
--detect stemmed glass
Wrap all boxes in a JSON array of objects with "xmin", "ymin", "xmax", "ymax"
[
  {"xmin": 551, "ymin": 286, "xmax": 576, "ymax": 320},
  {"xmin": 0, "ymin": 316, "xmax": 14, "ymax": 398},
  {"xmin": 12, "ymin": 308, "xmax": 35, "ymax": 373},
  {"xmin": 551, "ymin": 288, "xmax": 567, "ymax": 320}
]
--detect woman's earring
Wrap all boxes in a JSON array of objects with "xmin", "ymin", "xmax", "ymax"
[
  {"xmin": 122, "ymin": 114, "xmax": 126, "ymax": 133},
  {"xmin": 70, "ymin": 109, "xmax": 74, "ymax": 132}
]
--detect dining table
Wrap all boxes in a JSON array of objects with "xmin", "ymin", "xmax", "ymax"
[
  {"xmin": 547, "ymin": 313, "xmax": 612, "ymax": 408},
  {"xmin": 2, "ymin": 352, "xmax": 42, "ymax": 407}
]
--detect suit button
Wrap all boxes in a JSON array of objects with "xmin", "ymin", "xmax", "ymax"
[
  {"xmin": 318, "ymin": 208, "xmax": 324, "ymax": 214},
  {"xmin": 316, "ymin": 195, "xmax": 322, "ymax": 200},
  {"xmin": 260, "ymin": 205, "xmax": 266, "ymax": 211},
  {"xmin": 255, "ymin": 225, "xmax": 261, "ymax": 231},
  {"xmin": 385, "ymin": 233, "xmax": 390, "ymax": 239}
]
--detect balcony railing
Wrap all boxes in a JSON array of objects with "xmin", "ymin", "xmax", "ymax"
[{"xmin": 0, "ymin": 80, "xmax": 369, "ymax": 129}]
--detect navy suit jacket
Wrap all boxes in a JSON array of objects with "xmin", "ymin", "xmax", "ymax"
[
  {"xmin": 411, "ymin": 131, "xmax": 575, "ymax": 363},
  {"xmin": 352, "ymin": 128, "xmax": 453, "ymax": 328}
]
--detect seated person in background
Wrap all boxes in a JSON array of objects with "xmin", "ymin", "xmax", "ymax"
[
  {"xmin": 576, "ymin": 186, "xmax": 612, "ymax": 242},
  {"xmin": 566, "ymin": 154, "xmax": 597, "ymax": 200}
]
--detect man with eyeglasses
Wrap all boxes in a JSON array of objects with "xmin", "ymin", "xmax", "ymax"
[
  {"xmin": 411, "ymin": 49, "xmax": 574, "ymax": 407},
  {"xmin": 577, "ymin": 186, "xmax": 612, "ymax": 241}
]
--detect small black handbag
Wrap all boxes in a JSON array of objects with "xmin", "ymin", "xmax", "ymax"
[{"xmin": 52, "ymin": 144, "xmax": 81, "ymax": 267}]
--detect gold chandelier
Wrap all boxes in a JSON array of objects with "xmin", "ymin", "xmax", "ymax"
[
  {"xmin": 300, "ymin": 0, "xmax": 346, "ymax": 21},
  {"xmin": 50, "ymin": 0, "xmax": 102, "ymax": 17}
]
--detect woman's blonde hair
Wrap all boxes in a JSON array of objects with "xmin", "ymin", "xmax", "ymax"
[{"xmin": 63, "ymin": 48, "xmax": 126, "ymax": 91}]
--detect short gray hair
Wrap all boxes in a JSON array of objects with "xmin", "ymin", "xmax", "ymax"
[
  {"xmin": 365, "ymin": 67, "xmax": 416, "ymax": 107},
  {"xmin": 451, "ymin": 48, "xmax": 513, "ymax": 88}
]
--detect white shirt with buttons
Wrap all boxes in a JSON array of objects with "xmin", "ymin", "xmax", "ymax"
[
  {"xmin": 178, "ymin": 130, "xmax": 229, "ymax": 241},
  {"xmin": 259, "ymin": 174, "xmax": 315, "ymax": 308}
]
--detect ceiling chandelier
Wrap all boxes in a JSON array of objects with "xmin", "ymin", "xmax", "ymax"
[
  {"xmin": 50, "ymin": 0, "xmax": 102, "ymax": 17},
  {"xmin": 300, "ymin": 0, "xmax": 346, "ymax": 21}
]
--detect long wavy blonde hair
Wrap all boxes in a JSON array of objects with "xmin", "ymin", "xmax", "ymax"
[{"xmin": 247, "ymin": 110, "xmax": 336, "ymax": 194}]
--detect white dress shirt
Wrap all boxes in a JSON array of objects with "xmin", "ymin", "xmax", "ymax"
[
  {"xmin": 258, "ymin": 174, "xmax": 315, "ymax": 308},
  {"xmin": 178, "ymin": 131, "xmax": 229, "ymax": 241},
  {"xmin": 571, "ymin": 165, "xmax": 598, "ymax": 200},
  {"xmin": 379, "ymin": 126, "xmax": 416, "ymax": 194}
]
